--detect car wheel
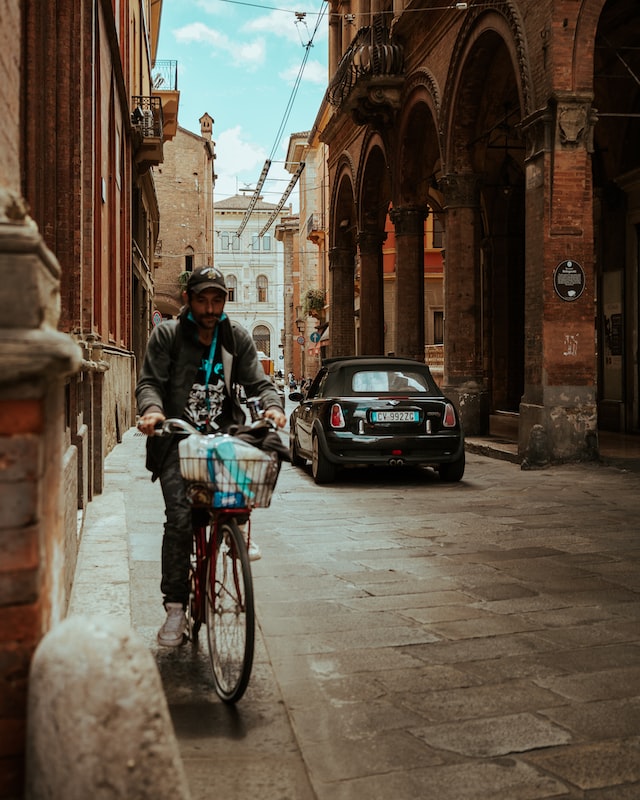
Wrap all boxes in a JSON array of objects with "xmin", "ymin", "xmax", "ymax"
[
  {"xmin": 290, "ymin": 432, "xmax": 306, "ymax": 468},
  {"xmin": 312, "ymin": 434, "xmax": 336, "ymax": 484},
  {"xmin": 439, "ymin": 451, "xmax": 465, "ymax": 482}
]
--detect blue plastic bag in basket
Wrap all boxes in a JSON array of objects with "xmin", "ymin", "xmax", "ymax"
[{"xmin": 206, "ymin": 437, "xmax": 255, "ymax": 503}]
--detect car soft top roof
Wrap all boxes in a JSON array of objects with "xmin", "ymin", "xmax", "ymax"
[{"xmin": 321, "ymin": 356, "xmax": 429, "ymax": 368}]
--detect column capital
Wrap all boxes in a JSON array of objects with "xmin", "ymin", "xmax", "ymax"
[
  {"xmin": 439, "ymin": 174, "xmax": 482, "ymax": 209},
  {"xmin": 356, "ymin": 228, "xmax": 387, "ymax": 252},
  {"xmin": 389, "ymin": 205, "xmax": 427, "ymax": 236}
]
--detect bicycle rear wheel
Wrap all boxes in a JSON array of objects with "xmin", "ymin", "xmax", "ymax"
[{"xmin": 205, "ymin": 518, "xmax": 255, "ymax": 703}]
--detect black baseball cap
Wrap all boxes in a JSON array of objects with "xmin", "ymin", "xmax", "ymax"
[{"xmin": 186, "ymin": 266, "xmax": 228, "ymax": 295}]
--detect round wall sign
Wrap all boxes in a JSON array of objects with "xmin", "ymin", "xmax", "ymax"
[
  {"xmin": 553, "ymin": 260, "xmax": 585, "ymax": 301},
  {"xmin": 152, "ymin": 310, "xmax": 163, "ymax": 326},
  {"xmin": 296, "ymin": 336, "xmax": 305, "ymax": 345}
]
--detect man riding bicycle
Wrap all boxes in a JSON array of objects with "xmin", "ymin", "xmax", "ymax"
[{"xmin": 135, "ymin": 266, "xmax": 287, "ymax": 647}]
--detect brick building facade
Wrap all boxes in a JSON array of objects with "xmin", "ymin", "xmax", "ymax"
[
  {"xmin": 153, "ymin": 115, "xmax": 217, "ymax": 316},
  {"xmin": 0, "ymin": 2, "xmax": 177, "ymax": 794},
  {"xmin": 212, "ymin": 194, "xmax": 287, "ymax": 370},
  {"xmin": 318, "ymin": 0, "xmax": 639, "ymax": 463}
]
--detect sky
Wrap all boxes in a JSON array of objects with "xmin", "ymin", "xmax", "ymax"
[{"xmin": 155, "ymin": 0, "xmax": 329, "ymax": 209}]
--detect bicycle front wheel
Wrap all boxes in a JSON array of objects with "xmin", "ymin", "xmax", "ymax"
[{"xmin": 205, "ymin": 518, "xmax": 255, "ymax": 703}]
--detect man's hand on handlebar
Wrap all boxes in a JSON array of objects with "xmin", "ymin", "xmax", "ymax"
[
  {"xmin": 263, "ymin": 406, "xmax": 287, "ymax": 429},
  {"xmin": 137, "ymin": 411, "xmax": 166, "ymax": 436}
]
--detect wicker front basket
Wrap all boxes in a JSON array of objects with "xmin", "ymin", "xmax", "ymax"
[{"xmin": 178, "ymin": 434, "xmax": 279, "ymax": 509}]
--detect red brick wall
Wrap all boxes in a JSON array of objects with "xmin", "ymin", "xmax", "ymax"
[{"xmin": 0, "ymin": 399, "xmax": 45, "ymax": 799}]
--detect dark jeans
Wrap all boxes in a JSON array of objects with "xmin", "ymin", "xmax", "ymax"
[{"xmin": 158, "ymin": 446, "xmax": 192, "ymax": 606}]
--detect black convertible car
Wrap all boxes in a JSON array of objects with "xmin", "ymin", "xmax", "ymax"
[{"xmin": 288, "ymin": 356, "xmax": 465, "ymax": 484}]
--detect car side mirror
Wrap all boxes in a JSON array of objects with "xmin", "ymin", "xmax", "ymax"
[{"xmin": 288, "ymin": 391, "xmax": 304, "ymax": 402}]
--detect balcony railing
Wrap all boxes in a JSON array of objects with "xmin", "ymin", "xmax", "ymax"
[
  {"xmin": 152, "ymin": 60, "xmax": 178, "ymax": 91},
  {"xmin": 131, "ymin": 95, "xmax": 163, "ymax": 169},
  {"xmin": 328, "ymin": 20, "xmax": 403, "ymax": 124},
  {"xmin": 306, "ymin": 213, "xmax": 325, "ymax": 244},
  {"xmin": 150, "ymin": 60, "xmax": 180, "ymax": 141}
]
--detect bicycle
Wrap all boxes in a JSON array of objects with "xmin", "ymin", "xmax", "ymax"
[{"xmin": 154, "ymin": 411, "xmax": 281, "ymax": 703}]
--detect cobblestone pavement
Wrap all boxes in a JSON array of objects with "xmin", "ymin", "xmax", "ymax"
[{"xmin": 71, "ymin": 424, "xmax": 640, "ymax": 800}]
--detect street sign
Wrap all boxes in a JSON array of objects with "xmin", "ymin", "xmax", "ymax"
[
  {"xmin": 296, "ymin": 336, "xmax": 305, "ymax": 345},
  {"xmin": 152, "ymin": 310, "xmax": 163, "ymax": 327},
  {"xmin": 310, "ymin": 331, "xmax": 321, "ymax": 343}
]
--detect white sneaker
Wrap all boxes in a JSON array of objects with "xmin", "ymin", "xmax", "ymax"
[
  {"xmin": 247, "ymin": 539, "xmax": 262, "ymax": 562},
  {"xmin": 238, "ymin": 523, "xmax": 261, "ymax": 561},
  {"xmin": 158, "ymin": 602, "xmax": 186, "ymax": 647}
]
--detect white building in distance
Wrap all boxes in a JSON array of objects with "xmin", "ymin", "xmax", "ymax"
[{"xmin": 213, "ymin": 192, "xmax": 288, "ymax": 374}]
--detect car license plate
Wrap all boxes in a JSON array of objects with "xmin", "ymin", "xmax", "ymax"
[{"xmin": 371, "ymin": 410, "xmax": 419, "ymax": 423}]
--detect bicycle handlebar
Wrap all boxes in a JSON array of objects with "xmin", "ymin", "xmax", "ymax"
[{"xmin": 151, "ymin": 414, "xmax": 278, "ymax": 437}]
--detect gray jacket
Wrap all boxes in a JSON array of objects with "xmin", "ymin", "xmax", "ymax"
[{"xmin": 135, "ymin": 307, "xmax": 282, "ymax": 478}]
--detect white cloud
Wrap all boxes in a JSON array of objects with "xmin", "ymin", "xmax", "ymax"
[
  {"xmin": 243, "ymin": 10, "xmax": 306, "ymax": 45},
  {"xmin": 173, "ymin": 22, "xmax": 266, "ymax": 69},
  {"xmin": 214, "ymin": 126, "xmax": 266, "ymax": 197},
  {"xmin": 280, "ymin": 58, "xmax": 327, "ymax": 86},
  {"xmin": 213, "ymin": 127, "xmax": 300, "ymax": 212}
]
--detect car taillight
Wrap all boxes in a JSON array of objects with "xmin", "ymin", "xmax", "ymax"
[
  {"xmin": 442, "ymin": 403, "xmax": 457, "ymax": 427},
  {"xmin": 330, "ymin": 403, "xmax": 345, "ymax": 428}
]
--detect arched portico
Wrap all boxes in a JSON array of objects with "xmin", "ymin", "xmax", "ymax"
[
  {"xmin": 357, "ymin": 140, "xmax": 390, "ymax": 355},
  {"xmin": 329, "ymin": 164, "xmax": 357, "ymax": 357},
  {"xmin": 441, "ymin": 9, "xmax": 529, "ymax": 436},
  {"xmin": 393, "ymin": 90, "xmax": 443, "ymax": 362}
]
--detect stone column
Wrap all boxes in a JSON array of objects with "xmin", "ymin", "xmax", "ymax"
[
  {"xmin": 0, "ymin": 191, "xmax": 82, "ymax": 796},
  {"xmin": 519, "ymin": 95, "xmax": 598, "ymax": 464},
  {"xmin": 357, "ymin": 228, "xmax": 386, "ymax": 355},
  {"xmin": 389, "ymin": 205, "xmax": 426, "ymax": 361},
  {"xmin": 439, "ymin": 174, "xmax": 488, "ymax": 435},
  {"xmin": 329, "ymin": 245, "xmax": 355, "ymax": 356}
]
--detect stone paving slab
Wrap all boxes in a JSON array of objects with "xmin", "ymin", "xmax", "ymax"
[{"xmin": 70, "ymin": 424, "xmax": 640, "ymax": 799}]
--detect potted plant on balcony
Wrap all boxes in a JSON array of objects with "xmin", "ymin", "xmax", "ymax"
[{"xmin": 303, "ymin": 288, "xmax": 325, "ymax": 319}]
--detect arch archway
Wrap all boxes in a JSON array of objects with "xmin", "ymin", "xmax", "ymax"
[
  {"xmin": 393, "ymin": 91, "xmax": 443, "ymax": 361},
  {"xmin": 444, "ymin": 12, "xmax": 526, "ymax": 424},
  {"xmin": 329, "ymin": 161, "xmax": 358, "ymax": 356},
  {"xmin": 358, "ymin": 138, "xmax": 390, "ymax": 354},
  {"xmin": 592, "ymin": 0, "xmax": 640, "ymax": 433}
]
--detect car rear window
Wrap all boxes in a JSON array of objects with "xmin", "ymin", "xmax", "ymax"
[{"xmin": 351, "ymin": 369, "xmax": 433, "ymax": 394}]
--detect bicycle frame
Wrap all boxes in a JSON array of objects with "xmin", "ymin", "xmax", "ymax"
[{"xmin": 189, "ymin": 507, "xmax": 252, "ymax": 630}]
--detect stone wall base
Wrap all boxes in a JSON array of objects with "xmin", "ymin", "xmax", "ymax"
[
  {"xmin": 520, "ymin": 390, "xmax": 598, "ymax": 468},
  {"xmin": 444, "ymin": 381, "xmax": 490, "ymax": 437}
]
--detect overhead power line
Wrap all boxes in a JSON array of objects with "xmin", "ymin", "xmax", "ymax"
[
  {"xmin": 231, "ymin": 2, "xmax": 326, "ymax": 235},
  {"xmin": 235, "ymin": 159, "xmax": 272, "ymax": 236},
  {"xmin": 259, "ymin": 162, "xmax": 305, "ymax": 236}
]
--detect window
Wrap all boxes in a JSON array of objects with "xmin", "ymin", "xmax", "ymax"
[
  {"xmin": 256, "ymin": 274, "xmax": 268, "ymax": 302},
  {"xmin": 432, "ymin": 215, "xmax": 444, "ymax": 249},
  {"xmin": 263, "ymin": 234, "xmax": 271, "ymax": 251},
  {"xmin": 351, "ymin": 369, "xmax": 432, "ymax": 394},
  {"xmin": 226, "ymin": 274, "xmax": 237, "ymax": 302},
  {"xmin": 221, "ymin": 232, "xmax": 229, "ymax": 250},
  {"xmin": 232, "ymin": 234, "xmax": 240, "ymax": 251},
  {"xmin": 252, "ymin": 234, "xmax": 260, "ymax": 250},
  {"xmin": 253, "ymin": 325, "xmax": 270, "ymax": 356},
  {"xmin": 434, "ymin": 311, "xmax": 444, "ymax": 344},
  {"xmin": 185, "ymin": 250, "xmax": 194, "ymax": 272}
]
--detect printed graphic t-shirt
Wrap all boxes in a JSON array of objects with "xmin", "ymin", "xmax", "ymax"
[{"xmin": 184, "ymin": 340, "xmax": 232, "ymax": 432}]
